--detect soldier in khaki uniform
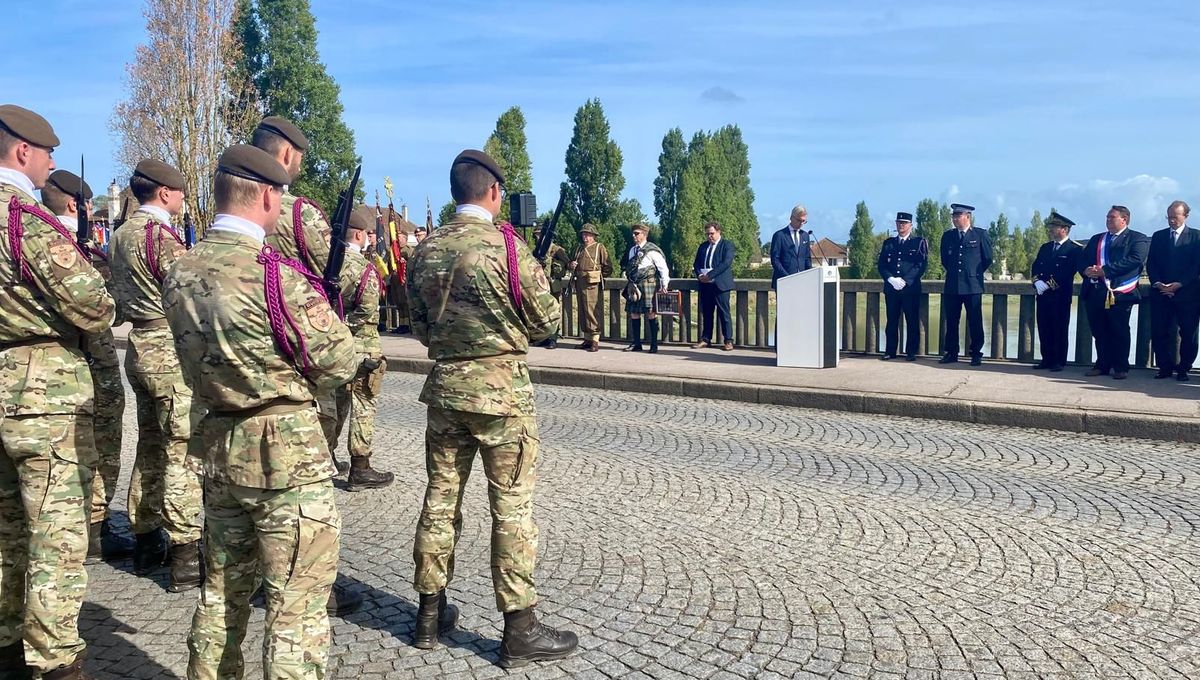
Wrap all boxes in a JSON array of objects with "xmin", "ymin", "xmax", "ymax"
[
  {"xmin": 408, "ymin": 149, "xmax": 577, "ymax": 667},
  {"xmin": 0, "ymin": 105, "xmax": 116, "ymax": 680},
  {"xmin": 41, "ymin": 170, "xmax": 134, "ymax": 563},
  {"xmin": 568, "ymin": 223, "xmax": 611, "ymax": 352},
  {"xmin": 317, "ymin": 205, "xmax": 393, "ymax": 491},
  {"xmin": 163, "ymin": 145, "xmax": 358, "ymax": 680},
  {"xmin": 534, "ymin": 225, "xmax": 570, "ymax": 349},
  {"xmin": 109, "ymin": 159, "xmax": 203, "ymax": 590}
]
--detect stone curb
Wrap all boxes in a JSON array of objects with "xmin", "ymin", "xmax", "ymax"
[{"xmin": 386, "ymin": 356, "xmax": 1200, "ymax": 444}]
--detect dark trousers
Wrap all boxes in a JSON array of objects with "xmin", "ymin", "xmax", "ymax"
[
  {"xmin": 1084, "ymin": 293, "xmax": 1134, "ymax": 373},
  {"xmin": 1150, "ymin": 293, "xmax": 1200, "ymax": 373},
  {"xmin": 884, "ymin": 289, "xmax": 920, "ymax": 357},
  {"xmin": 698, "ymin": 283, "xmax": 732, "ymax": 343},
  {"xmin": 942, "ymin": 293, "xmax": 984, "ymax": 358},
  {"xmin": 1035, "ymin": 290, "xmax": 1073, "ymax": 367}
]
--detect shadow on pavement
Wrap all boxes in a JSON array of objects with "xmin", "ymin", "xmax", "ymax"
[{"xmin": 80, "ymin": 601, "xmax": 183, "ymax": 679}]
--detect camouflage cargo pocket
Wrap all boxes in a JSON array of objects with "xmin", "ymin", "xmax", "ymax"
[{"xmin": 287, "ymin": 484, "xmax": 340, "ymax": 587}]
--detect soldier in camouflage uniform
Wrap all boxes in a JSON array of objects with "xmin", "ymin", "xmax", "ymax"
[
  {"xmin": 250, "ymin": 115, "xmax": 363, "ymax": 618},
  {"xmin": 109, "ymin": 159, "xmax": 203, "ymax": 591},
  {"xmin": 0, "ymin": 104, "xmax": 116, "ymax": 680},
  {"xmin": 408, "ymin": 149, "xmax": 578, "ymax": 667},
  {"xmin": 41, "ymin": 170, "xmax": 134, "ymax": 564},
  {"xmin": 163, "ymin": 145, "xmax": 358, "ymax": 680},
  {"xmin": 534, "ymin": 225, "xmax": 570, "ymax": 349},
  {"xmin": 568, "ymin": 224, "xmax": 611, "ymax": 352},
  {"xmin": 317, "ymin": 205, "xmax": 394, "ymax": 491}
]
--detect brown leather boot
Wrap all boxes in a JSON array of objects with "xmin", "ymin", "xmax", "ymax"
[
  {"xmin": 346, "ymin": 456, "xmax": 394, "ymax": 492},
  {"xmin": 412, "ymin": 591, "xmax": 460, "ymax": 649},
  {"xmin": 499, "ymin": 607, "xmax": 578, "ymax": 668},
  {"xmin": 41, "ymin": 656, "xmax": 87, "ymax": 680},
  {"xmin": 0, "ymin": 641, "xmax": 31, "ymax": 680},
  {"xmin": 168, "ymin": 540, "xmax": 202, "ymax": 592}
]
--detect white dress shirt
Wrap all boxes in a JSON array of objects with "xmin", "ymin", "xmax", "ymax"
[
  {"xmin": 627, "ymin": 243, "xmax": 671, "ymax": 288},
  {"xmin": 0, "ymin": 167, "xmax": 36, "ymax": 199},
  {"xmin": 138, "ymin": 204, "xmax": 173, "ymax": 226},
  {"xmin": 209, "ymin": 213, "xmax": 266, "ymax": 243},
  {"xmin": 455, "ymin": 204, "xmax": 493, "ymax": 222}
]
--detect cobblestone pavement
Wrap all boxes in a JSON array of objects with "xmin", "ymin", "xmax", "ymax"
[{"xmin": 79, "ymin": 366, "xmax": 1200, "ymax": 679}]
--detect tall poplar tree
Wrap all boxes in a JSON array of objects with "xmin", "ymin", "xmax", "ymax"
[
  {"xmin": 483, "ymin": 106, "xmax": 533, "ymax": 223},
  {"xmin": 987, "ymin": 213, "xmax": 1011, "ymax": 277},
  {"xmin": 236, "ymin": 0, "xmax": 359, "ymax": 210},
  {"xmin": 563, "ymin": 99, "xmax": 627, "ymax": 261},
  {"xmin": 671, "ymin": 126, "xmax": 759, "ymax": 273},
  {"xmin": 915, "ymin": 198, "xmax": 949, "ymax": 278},
  {"xmin": 653, "ymin": 128, "xmax": 687, "ymax": 266},
  {"xmin": 847, "ymin": 201, "xmax": 880, "ymax": 278}
]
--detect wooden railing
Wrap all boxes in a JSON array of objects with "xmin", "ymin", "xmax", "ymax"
[{"xmin": 384, "ymin": 277, "xmax": 1160, "ymax": 367}]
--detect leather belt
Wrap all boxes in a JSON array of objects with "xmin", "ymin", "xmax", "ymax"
[
  {"xmin": 130, "ymin": 318, "xmax": 170, "ymax": 330},
  {"xmin": 212, "ymin": 398, "xmax": 313, "ymax": 418},
  {"xmin": 0, "ymin": 337, "xmax": 70, "ymax": 351}
]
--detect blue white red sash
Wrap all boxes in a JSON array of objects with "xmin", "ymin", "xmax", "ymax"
[{"xmin": 1096, "ymin": 234, "xmax": 1138, "ymax": 294}]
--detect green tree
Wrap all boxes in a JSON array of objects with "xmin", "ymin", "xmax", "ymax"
[
  {"xmin": 236, "ymin": 0, "xmax": 359, "ymax": 210},
  {"xmin": 1026, "ymin": 209, "xmax": 1045, "ymax": 254},
  {"xmin": 915, "ymin": 199, "xmax": 949, "ymax": 278},
  {"xmin": 847, "ymin": 201, "xmax": 880, "ymax": 278},
  {"xmin": 1008, "ymin": 226, "xmax": 1030, "ymax": 277},
  {"xmin": 437, "ymin": 200, "xmax": 455, "ymax": 226},
  {"xmin": 653, "ymin": 127, "xmax": 687, "ymax": 266},
  {"xmin": 987, "ymin": 212, "xmax": 1011, "ymax": 277},
  {"xmin": 563, "ymin": 98, "xmax": 624, "ymax": 232},
  {"xmin": 483, "ymin": 106, "xmax": 533, "ymax": 223}
]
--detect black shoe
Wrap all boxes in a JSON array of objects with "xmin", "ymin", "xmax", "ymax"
[
  {"xmin": 1113, "ymin": 371, "xmax": 1129, "ymax": 380},
  {"xmin": 1032, "ymin": 362, "xmax": 1049, "ymax": 370},
  {"xmin": 880, "ymin": 354, "xmax": 896, "ymax": 361},
  {"xmin": 623, "ymin": 344, "xmax": 643, "ymax": 352},
  {"xmin": 347, "ymin": 456, "xmax": 395, "ymax": 491},
  {"xmin": 413, "ymin": 591, "xmax": 460, "ymax": 649},
  {"xmin": 499, "ymin": 607, "xmax": 579, "ymax": 668},
  {"xmin": 1178, "ymin": 372, "xmax": 1191, "ymax": 382},
  {"xmin": 905, "ymin": 355, "xmax": 917, "ymax": 362},
  {"xmin": 545, "ymin": 338, "xmax": 557, "ymax": 349},
  {"xmin": 391, "ymin": 325, "xmax": 411, "ymax": 335},
  {"xmin": 328, "ymin": 575, "xmax": 363, "ymax": 617},
  {"xmin": 168, "ymin": 540, "xmax": 202, "ymax": 592},
  {"xmin": 1049, "ymin": 365, "xmax": 1064, "ymax": 372},
  {"xmin": 87, "ymin": 519, "xmax": 134, "ymax": 564},
  {"xmin": 969, "ymin": 356, "xmax": 982, "ymax": 366},
  {"xmin": 132, "ymin": 529, "xmax": 169, "ymax": 575},
  {"xmin": 938, "ymin": 355, "xmax": 958, "ymax": 364},
  {"xmin": 0, "ymin": 641, "xmax": 30, "ymax": 680},
  {"xmin": 332, "ymin": 456, "xmax": 349, "ymax": 475},
  {"xmin": 576, "ymin": 341, "xmax": 590, "ymax": 349},
  {"xmin": 1155, "ymin": 370, "xmax": 1173, "ymax": 379}
]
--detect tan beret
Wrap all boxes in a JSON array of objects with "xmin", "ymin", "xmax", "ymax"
[
  {"xmin": 256, "ymin": 116, "xmax": 309, "ymax": 151},
  {"xmin": 631, "ymin": 223, "xmax": 651, "ymax": 235},
  {"xmin": 132, "ymin": 159, "xmax": 186, "ymax": 190},
  {"xmin": 452, "ymin": 149, "xmax": 505, "ymax": 185},
  {"xmin": 46, "ymin": 170, "xmax": 93, "ymax": 199},
  {"xmin": 348, "ymin": 205, "xmax": 375, "ymax": 232},
  {"xmin": 0, "ymin": 104, "xmax": 59, "ymax": 148},
  {"xmin": 217, "ymin": 144, "xmax": 290, "ymax": 187}
]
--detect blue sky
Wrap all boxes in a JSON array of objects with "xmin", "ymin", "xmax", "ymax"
[{"xmin": 5, "ymin": 0, "xmax": 1199, "ymax": 244}]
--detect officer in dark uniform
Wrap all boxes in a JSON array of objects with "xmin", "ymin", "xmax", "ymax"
[
  {"xmin": 939, "ymin": 203, "xmax": 993, "ymax": 366},
  {"xmin": 1030, "ymin": 211, "xmax": 1082, "ymax": 372},
  {"xmin": 877, "ymin": 211, "xmax": 928, "ymax": 361}
]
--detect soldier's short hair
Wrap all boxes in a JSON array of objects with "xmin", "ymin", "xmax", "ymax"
[
  {"xmin": 450, "ymin": 162, "xmax": 496, "ymax": 203},
  {"xmin": 130, "ymin": 174, "xmax": 163, "ymax": 204},
  {"xmin": 0, "ymin": 128, "xmax": 17, "ymax": 157},
  {"xmin": 1169, "ymin": 200, "xmax": 1191, "ymax": 217},
  {"xmin": 40, "ymin": 183, "xmax": 70, "ymax": 214},
  {"xmin": 214, "ymin": 171, "xmax": 266, "ymax": 211},
  {"xmin": 1110, "ymin": 205, "xmax": 1131, "ymax": 223},
  {"xmin": 250, "ymin": 127, "xmax": 293, "ymax": 156}
]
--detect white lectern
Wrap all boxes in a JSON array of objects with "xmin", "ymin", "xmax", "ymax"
[{"xmin": 776, "ymin": 266, "xmax": 840, "ymax": 368}]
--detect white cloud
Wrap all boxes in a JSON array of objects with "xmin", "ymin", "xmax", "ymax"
[{"xmin": 984, "ymin": 175, "xmax": 1185, "ymax": 235}]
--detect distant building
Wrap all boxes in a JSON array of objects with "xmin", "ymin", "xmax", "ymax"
[{"xmin": 812, "ymin": 238, "xmax": 848, "ymax": 267}]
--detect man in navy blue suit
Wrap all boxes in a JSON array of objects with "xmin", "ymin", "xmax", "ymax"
[
  {"xmin": 692, "ymin": 221, "xmax": 736, "ymax": 350},
  {"xmin": 1079, "ymin": 205, "xmax": 1150, "ymax": 380},
  {"xmin": 769, "ymin": 204, "xmax": 813, "ymax": 289},
  {"xmin": 1146, "ymin": 200, "xmax": 1200, "ymax": 381}
]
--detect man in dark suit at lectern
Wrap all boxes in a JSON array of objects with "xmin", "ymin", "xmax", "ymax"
[
  {"xmin": 770, "ymin": 204, "xmax": 813, "ymax": 289},
  {"xmin": 692, "ymin": 221, "xmax": 736, "ymax": 350},
  {"xmin": 1147, "ymin": 200, "xmax": 1200, "ymax": 381},
  {"xmin": 939, "ymin": 203, "xmax": 993, "ymax": 366},
  {"xmin": 1079, "ymin": 205, "xmax": 1150, "ymax": 380},
  {"xmin": 1030, "ymin": 211, "xmax": 1082, "ymax": 372}
]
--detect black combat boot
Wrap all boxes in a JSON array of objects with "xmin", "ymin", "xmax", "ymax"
[
  {"xmin": 623, "ymin": 319, "xmax": 643, "ymax": 352},
  {"xmin": 41, "ymin": 656, "xmax": 87, "ymax": 680},
  {"xmin": 168, "ymin": 540, "xmax": 202, "ymax": 592},
  {"xmin": 86, "ymin": 519, "xmax": 134, "ymax": 565},
  {"xmin": 347, "ymin": 456, "xmax": 395, "ymax": 491},
  {"xmin": 0, "ymin": 641, "xmax": 31, "ymax": 680},
  {"xmin": 499, "ymin": 607, "xmax": 578, "ymax": 668},
  {"xmin": 132, "ymin": 529, "xmax": 169, "ymax": 575},
  {"xmin": 331, "ymin": 454, "xmax": 349, "ymax": 476},
  {"xmin": 647, "ymin": 318, "xmax": 660, "ymax": 354},
  {"xmin": 327, "ymin": 574, "xmax": 363, "ymax": 617},
  {"xmin": 412, "ymin": 591, "xmax": 460, "ymax": 649}
]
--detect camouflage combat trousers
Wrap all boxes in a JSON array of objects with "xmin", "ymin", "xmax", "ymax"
[
  {"xmin": 87, "ymin": 332, "xmax": 125, "ymax": 525},
  {"xmin": 0, "ymin": 414, "xmax": 92, "ymax": 673},
  {"xmin": 319, "ymin": 359, "xmax": 385, "ymax": 458},
  {"xmin": 414, "ymin": 407, "xmax": 540, "ymax": 612},
  {"xmin": 187, "ymin": 477, "xmax": 340, "ymax": 680},
  {"xmin": 125, "ymin": 327, "xmax": 202, "ymax": 544}
]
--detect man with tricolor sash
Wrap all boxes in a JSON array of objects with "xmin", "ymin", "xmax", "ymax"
[{"xmin": 1079, "ymin": 205, "xmax": 1150, "ymax": 380}]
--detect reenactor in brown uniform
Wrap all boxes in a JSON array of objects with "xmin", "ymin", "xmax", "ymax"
[{"xmin": 568, "ymin": 223, "xmax": 611, "ymax": 351}]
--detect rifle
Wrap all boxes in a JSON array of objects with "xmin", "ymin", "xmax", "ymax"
[
  {"xmin": 183, "ymin": 210, "xmax": 196, "ymax": 249},
  {"xmin": 74, "ymin": 156, "xmax": 89, "ymax": 251},
  {"xmin": 533, "ymin": 182, "xmax": 567, "ymax": 260},
  {"xmin": 321, "ymin": 164, "xmax": 362, "ymax": 315}
]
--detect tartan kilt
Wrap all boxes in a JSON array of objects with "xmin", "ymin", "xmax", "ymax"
[{"xmin": 624, "ymin": 275, "xmax": 658, "ymax": 314}]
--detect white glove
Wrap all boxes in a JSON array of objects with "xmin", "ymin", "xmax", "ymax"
[
  {"xmin": 1034, "ymin": 280, "xmax": 1049, "ymax": 295},
  {"xmin": 887, "ymin": 277, "xmax": 905, "ymax": 290}
]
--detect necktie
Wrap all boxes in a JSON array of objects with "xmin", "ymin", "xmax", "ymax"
[
  {"xmin": 705, "ymin": 243, "xmax": 715, "ymax": 269},
  {"xmin": 1172, "ymin": 230, "xmax": 1179, "ymax": 246},
  {"xmin": 792, "ymin": 230, "xmax": 799, "ymax": 253},
  {"xmin": 1053, "ymin": 242, "xmax": 1059, "ymax": 254}
]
